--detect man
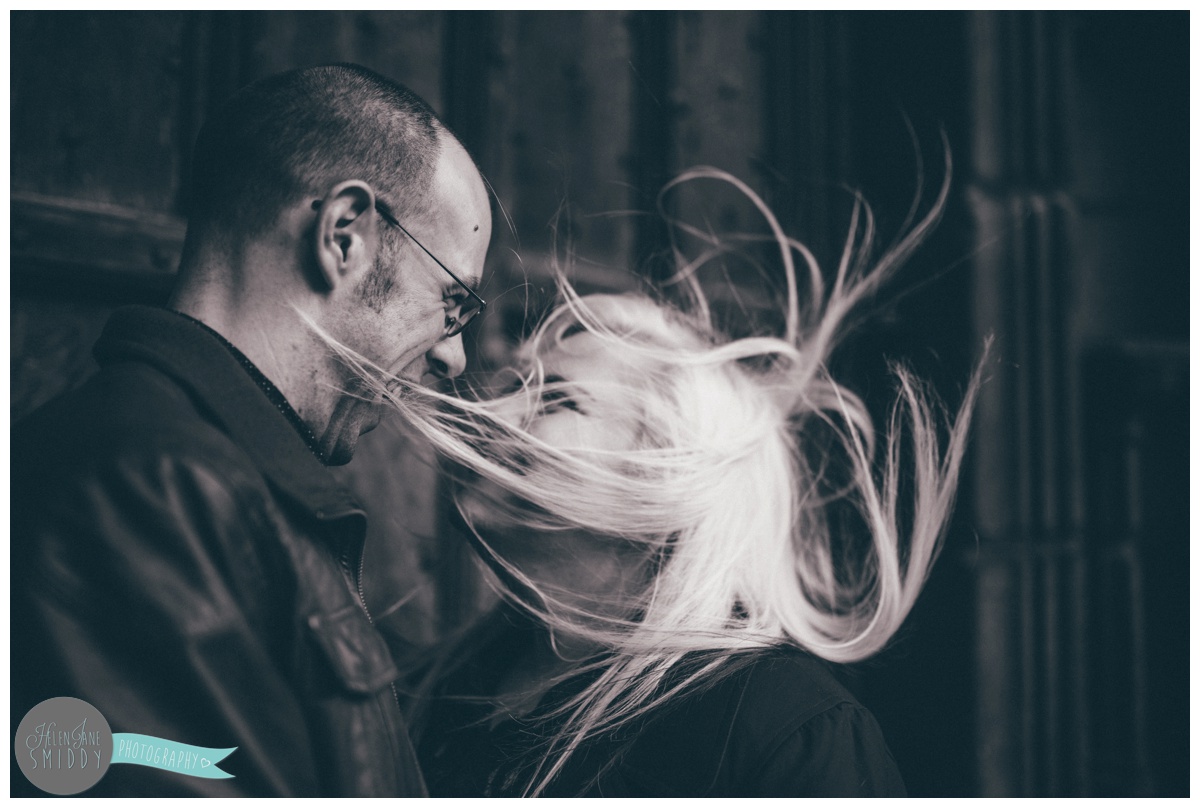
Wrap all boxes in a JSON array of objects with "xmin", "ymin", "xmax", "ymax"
[{"xmin": 11, "ymin": 64, "xmax": 491, "ymax": 796}]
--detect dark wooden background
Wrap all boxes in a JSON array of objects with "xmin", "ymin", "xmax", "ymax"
[{"xmin": 10, "ymin": 11, "xmax": 1188, "ymax": 796}]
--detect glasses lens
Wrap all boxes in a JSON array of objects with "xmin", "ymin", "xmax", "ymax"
[{"xmin": 446, "ymin": 300, "xmax": 482, "ymax": 337}]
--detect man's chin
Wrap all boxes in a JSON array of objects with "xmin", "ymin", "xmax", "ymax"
[
  {"xmin": 320, "ymin": 402, "xmax": 384, "ymax": 466},
  {"xmin": 361, "ymin": 405, "xmax": 385, "ymax": 435},
  {"xmin": 320, "ymin": 427, "xmax": 359, "ymax": 466}
]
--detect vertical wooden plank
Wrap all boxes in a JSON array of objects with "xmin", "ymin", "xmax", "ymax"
[
  {"xmin": 1121, "ymin": 545, "xmax": 1154, "ymax": 794},
  {"xmin": 176, "ymin": 12, "xmax": 261, "ymax": 213},
  {"xmin": 761, "ymin": 11, "xmax": 852, "ymax": 264},
  {"xmin": 1042, "ymin": 551, "xmax": 1061, "ymax": 795},
  {"xmin": 1017, "ymin": 547, "xmax": 1037, "ymax": 796},
  {"xmin": 243, "ymin": 11, "xmax": 444, "ymax": 111},
  {"xmin": 246, "ymin": 12, "xmax": 350, "ymax": 77},
  {"xmin": 1070, "ymin": 548, "xmax": 1091, "ymax": 795},
  {"xmin": 966, "ymin": 10, "xmax": 1143, "ymax": 797},
  {"xmin": 966, "ymin": 13, "xmax": 1026, "ymax": 795},
  {"xmin": 628, "ymin": 10, "xmax": 675, "ymax": 273},
  {"xmin": 975, "ymin": 551, "xmax": 1019, "ymax": 796},
  {"xmin": 467, "ymin": 11, "xmax": 522, "ymax": 367},
  {"xmin": 11, "ymin": 11, "xmax": 188, "ymax": 211},
  {"xmin": 476, "ymin": 9, "xmax": 639, "ymax": 321},
  {"xmin": 667, "ymin": 12, "xmax": 769, "ymax": 265},
  {"xmin": 355, "ymin": 11, "xmax": 446, "ymax": 113},
  {"xmin": 442, "ymin": 11, "xmax": 494, "ymax": 161},
  {"xmin": 496, "ymin": 12, "xmax": 636, "ymax": 269},
  {"xmin": 664, "ymin": 11, "xmax": 783, "ymax": 332},
  {"xmin": 670, "ymin": 12, "xmax": 765, "ymax": 192}
]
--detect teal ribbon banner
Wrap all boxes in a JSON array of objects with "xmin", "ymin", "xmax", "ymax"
[{"xmin": 111, "ymin": 733, "xmax": 236, "ymax": 779}]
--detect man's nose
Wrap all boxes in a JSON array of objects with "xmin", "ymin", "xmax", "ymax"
[{"xmin": 427, "ymin": 334, "xmax": 467, "ymax": 380}]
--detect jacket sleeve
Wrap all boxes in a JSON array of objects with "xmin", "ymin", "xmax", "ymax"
[{"xmin": 12, "ymin": 448, "xmax": 322, "ymax": 796}]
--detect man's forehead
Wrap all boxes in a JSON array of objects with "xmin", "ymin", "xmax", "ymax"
[
  {"xmin": 427, "ymin": 140, "xmax": 490, "ymax": 225},
  {"xmin": 427, "ymin": 137, "xmax": 487, "ymax": 200},
  {"xmin": 412, "ymin": 143, "xmax": 489, "ymax": 290}
]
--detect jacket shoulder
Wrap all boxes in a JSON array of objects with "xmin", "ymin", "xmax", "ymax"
[
  {"xmin": 14, "ymin": 360, "xmax": 260, "ymax": 484},
  {"xmin": 734, "ymin": 649, "xmax": 861, "ymax": 728},
  {"xmin": 12, "ymin": 362, "xmax": 284, "ymax": 608},
  {"xmin": 609, "ymin": 649, "xmax": 904, "ymax": 797}
]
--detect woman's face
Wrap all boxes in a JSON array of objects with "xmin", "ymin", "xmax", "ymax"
[
  {"xmin": 510, "ymin": 330, "xmax": 638, "ymax": 452},
  {"xmin": 456, "ymin": 329, "xmax": 649, "ymax": 609}
]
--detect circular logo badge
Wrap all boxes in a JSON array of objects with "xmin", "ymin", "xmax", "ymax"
[{"xmin": 14, "ymin": 697, "xmax": 113, "ymax": 795}]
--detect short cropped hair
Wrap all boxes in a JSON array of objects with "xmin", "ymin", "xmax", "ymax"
[{"xmin": 187, "ymin": 63, "xmax": 443, "ymax": 237}]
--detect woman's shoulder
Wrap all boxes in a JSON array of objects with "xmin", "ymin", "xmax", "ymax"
[
  {"xmin": 733, "ymin": 646, "xmax": 860, "ymax": 717},
  {"xmin": 727, "ymin": 649, "xmax": 906, "ymax": 795},
  {"xmin": 601, "ymin": 647, "xmax": 906, "ymax": 797},
  {"xmin": 654, "ymin": 647, "xmax": 866, "ymax": 744}
]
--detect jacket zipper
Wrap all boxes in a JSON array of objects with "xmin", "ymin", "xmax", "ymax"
[{"xmin": 343, "ymin": 544, "xmax": 404, "ymax": 716}]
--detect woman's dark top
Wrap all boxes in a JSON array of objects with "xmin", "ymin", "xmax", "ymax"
[{"xmin": 415, "ymin": 612, "xmax": 906, "ymax": 797}]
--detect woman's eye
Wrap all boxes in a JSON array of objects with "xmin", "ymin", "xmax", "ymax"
[{"xmin": 540, "ymin": 388, "xmax": 582, "ymax": 413}]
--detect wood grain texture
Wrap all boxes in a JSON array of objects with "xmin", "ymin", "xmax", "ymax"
[
  {"xmin": 11, "ymin": 11, "xmax": 188, "ymax": 211},
  {"xmin": 11, "ymin": 192, "xmax": 184, "ymax": 300},
  {"xmin": 245, "ymin": 11, "xmax": 444, "ymax": 112}
]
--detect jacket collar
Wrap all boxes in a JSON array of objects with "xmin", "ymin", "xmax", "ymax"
[{"xmin": 93, "ymin": 305, "xmax": 366, "ymax": 528}]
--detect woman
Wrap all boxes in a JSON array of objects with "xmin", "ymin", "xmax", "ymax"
[{"xmin": 361, "ymin": 168, "xmax": 982, "ymax": 796}]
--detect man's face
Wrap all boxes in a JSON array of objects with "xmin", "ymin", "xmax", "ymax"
[{"xmin": 320, "ymin": 140, "xmax": 492, "ymax": 464}]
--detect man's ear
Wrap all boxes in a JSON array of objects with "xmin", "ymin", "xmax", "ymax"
[{"xmin": 312, "ymin": 180, "xmax": 376, "ymax": 292}]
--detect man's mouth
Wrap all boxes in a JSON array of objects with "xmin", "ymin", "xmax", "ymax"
[{"xmin": 378, "ymin": 367, "xmax": 420, "ymax": 397}]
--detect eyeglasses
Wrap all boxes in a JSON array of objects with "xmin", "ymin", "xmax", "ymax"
[
  {"xmin": 374, "ymin": 201, "xmax": 487, "ymax": 337},
  {"xmin": 312, "ymin": 198, "xmax": 487, "ymax": 337}
]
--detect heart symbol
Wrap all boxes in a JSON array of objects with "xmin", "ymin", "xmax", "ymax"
[{"xmin": 201, "ymin": 758, "xmax": 211, "ymax": 768}]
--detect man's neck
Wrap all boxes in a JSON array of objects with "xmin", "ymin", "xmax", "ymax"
[
  {"xmin": 173, "ymin": 309, "xmax": 332, "ymax": 464},
  {"xmin": 169, "ymin": 276, "xmax": 335, "ymax": 446}
]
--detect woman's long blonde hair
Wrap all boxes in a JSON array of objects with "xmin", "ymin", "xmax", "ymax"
[{"xmin": 319, "ymin": 164, "xmax": 984, "ymax": 796}]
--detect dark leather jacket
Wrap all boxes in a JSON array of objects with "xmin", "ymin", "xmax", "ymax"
[{"xmin": 11, "ymin": 306, "xmax": 426, "ymax": 796}]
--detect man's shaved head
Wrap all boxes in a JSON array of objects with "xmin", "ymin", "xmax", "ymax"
[
  {"xmin": 170, "ymin": 64, "xmax": 492, "ymax": 466},
  {"xmin": 187, "ymin": 63, "xmax": 444, "ymax": 239}
]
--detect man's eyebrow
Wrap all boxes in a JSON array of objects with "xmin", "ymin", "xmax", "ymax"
[{"xmin": 444, "ymin": 278, "xmax": 482, "ymax": 297}]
